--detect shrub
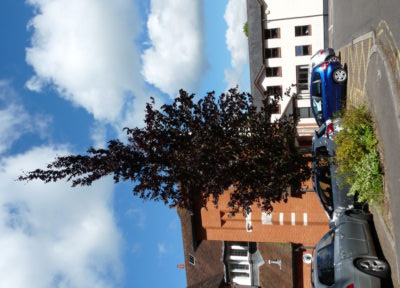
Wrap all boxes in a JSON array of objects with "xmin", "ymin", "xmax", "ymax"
[
  {"xmin": 243, "ymin": 22, "xmax": 248, "ymax": 37},
  {"xmin": 335, "ymin": 106, "xmax": 383, "ymax": 204}
]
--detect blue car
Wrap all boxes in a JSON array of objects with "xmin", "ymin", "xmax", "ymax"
[{"xmin": 310, "ymin": 60, "xmax": 347, "ymax": 126}]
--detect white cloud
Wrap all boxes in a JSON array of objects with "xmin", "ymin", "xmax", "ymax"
[
  {"xmin": 0, "ymin": 80, "xmax": 51, "ymax": 154},
  {"xmin": 0, "ymin": 146, "xmax": 123, "ymax": 288},
  {"xmin": 224, "ymin": 0, "xmax": 249, "ymax": 90},
  {"xmin": 141, "ymin": 0, "xmax": 208, "ymax": 96},
  {"xmin": 25, "ymin": 0, "xmax": 145, "ymax": 122},
  {"xmin": 90, "ymin": 122, "xmax": 108, "ymax": 149}
]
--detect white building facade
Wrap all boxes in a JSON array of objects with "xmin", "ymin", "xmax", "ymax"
[{"xmin": 247, "ymin": 0, "xmax": 328, "ymax": 145}]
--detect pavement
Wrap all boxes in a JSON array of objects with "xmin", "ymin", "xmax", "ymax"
[{"xmin": 332, "ymin": 26, "xmax": 400, "ymax": 288}]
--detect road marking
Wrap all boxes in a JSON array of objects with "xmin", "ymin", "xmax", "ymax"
[
  {"xmin": 291, "ymin": 213, "xmax": 295, "ymax": 226},
  {"xmin": 303, "ymin": 213, "xmax": 308, "ymax": 226},
  {"xmin": 279, "ymin": 213, "xmax": 284, "ymax": 225}
]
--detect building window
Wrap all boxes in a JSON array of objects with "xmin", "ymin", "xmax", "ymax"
[
  {"xmin": 225, "ymin": 242, "xmax": 252, "ymax": 286},
  {"xmin": 188, "ymin": 254, "xmax": 195, "ymax": 265},
  {"xmin": 229, "ymin": 248, "xmax": 248, "ymax": 257},
  {"xmin": 266, "ymin": 67, "xmax": 282, "ymax": 77},
  {"xmin": 264, "ymin": 28, "xmax": 280, "ymax": 39},
  {"xmin": 295, "ymin": 25, "xmax": 311, "ymax": 36},
  {"xmin": 296, "ymin": 65, "xmax": 309, "ymax": 94},
  {"xmin": 264, "ymin": 86, "xmax": 281, "ymax": 113},
  {"xmin": 265, "ymin": 85, "xmax": 282, "ymax": 97},
  {"xmin": 295, "ymin": 45, "xmax": 312, "ymax": 56},
  {"xmin": 296, "ymin": 107, "xmax": 312, "ymax": 118},
  {"xmin": 265, "ymin": 47, "xmax": 281, "ymax": 58}
]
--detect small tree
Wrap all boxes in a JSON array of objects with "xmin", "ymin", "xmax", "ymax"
[
  {"xmin": 19, "ymin": 88, "xmax": 310, "ymax": 214},
  {"xmin": 243, "ymin": 22, "xmax": 248, "ymax": 37}
]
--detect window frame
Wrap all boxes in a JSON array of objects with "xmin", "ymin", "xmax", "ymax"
[
  {"xmin": 266, "ymin": 67, "xmax": 282, "ymax": 77},
  {"xmin": 295, "ymin": 45, "xmax": 312, "ymax": 56},
  {"xmin": 264, "ymin": 28, "xmax": 280, "ymax": 39},
  {"xmin": 296, "ymin": 65, "xmax": 309, "ymax": 94},
  {"xmin": 265, "ymin": 47, "xmax": 281, "ymax": 59},
  {"xmin": 295, "ymin": 25, "xmax": 311, "ymax": 36}
]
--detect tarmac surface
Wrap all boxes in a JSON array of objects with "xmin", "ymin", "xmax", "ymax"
[{"xmin": 330, "ymin": 1, "xmax": 400, "ymax": 286}]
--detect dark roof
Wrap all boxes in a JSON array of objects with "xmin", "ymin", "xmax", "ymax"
[
  {"xmin": 178, "ymin": 208, "xmax": 225, "ymax": 288},
  {"xmin": 247, "ymin": 0, "xmax": 266, "ymax": 108},
  {"xmin": 258, "ymin": 242, "xmax": 294, "ymax": 288}
]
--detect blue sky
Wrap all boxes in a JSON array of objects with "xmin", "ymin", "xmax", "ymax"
[{"xmin": 0, "ymin": 0, "xmax": 249, "ymax": 287}]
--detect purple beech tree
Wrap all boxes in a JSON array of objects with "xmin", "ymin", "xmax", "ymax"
[{"xmin": 19, "ymin": 88, "xmax": 310, "ymax": 214}]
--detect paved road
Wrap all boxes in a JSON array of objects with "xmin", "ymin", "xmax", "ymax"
[{"xmin": 330, "ymin": 0, "xmax": 400, "ymax": 287}]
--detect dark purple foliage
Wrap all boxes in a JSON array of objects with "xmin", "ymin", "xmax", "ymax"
[{"xmin": 19, "ymin": 88, "xmax": 310, "ymax": 214}]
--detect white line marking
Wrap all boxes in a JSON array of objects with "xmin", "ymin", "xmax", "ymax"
[
  {"xmin": 291, "ymin": 213, "xmax": 295, "ymax": 226},
  {"xmin": 279, "ymin": 213, "xmax": 284, "ymax": 225},
  {"xmin": 303, "ymin": 213, "xmax": 308, "ymax": 226}
]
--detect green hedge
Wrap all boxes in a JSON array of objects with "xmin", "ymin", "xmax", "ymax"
[{"xmin": 335, "ymin": 106, "xmax": 383, "ymax": 204}]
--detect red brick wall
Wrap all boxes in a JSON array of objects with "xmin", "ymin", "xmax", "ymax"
[{"xmin": 199, "ymin": 188, "xmax": 329, "ymax": 247}]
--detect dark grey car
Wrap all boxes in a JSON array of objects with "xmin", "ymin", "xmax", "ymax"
[
  {"xmin": 312, "ymin": 119, "xmax": 353, "ymax": 220},
  {"xmin": 311, "ymin": 209, "xmax": 389, "ymax": 287}
]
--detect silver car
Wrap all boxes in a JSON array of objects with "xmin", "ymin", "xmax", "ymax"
[
  {"xmin": 312, "ymin": 119, "xmax": 353, "ymax": 220},
  {"xmin": 311, "ymin": 209, "xmax": 389, "ymax": 287}
]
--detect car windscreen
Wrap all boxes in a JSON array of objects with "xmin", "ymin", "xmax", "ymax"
[
  {"xmin": 311, "ymin": 71, "xmax": 323, "ymax": 125},
  {"xmin": 317, "ymin": 243, "xmax": 334, "ymax": 286}
]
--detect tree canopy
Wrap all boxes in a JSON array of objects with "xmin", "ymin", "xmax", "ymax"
[{"xmin": 19, "ymin": 88, "xmax": 310, "ymax": 214}]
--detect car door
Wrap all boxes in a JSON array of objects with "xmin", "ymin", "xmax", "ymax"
[
  {"xmin": 336, "ymin": 218, "xmax": 370, "ymax": 261},
  {"xmin": 314, "ymin": 148, "xmax": 334, "ymax": 218},
  {"xmin": 311, "ymin": 70, "xmax": 324, "ymax": 126}
]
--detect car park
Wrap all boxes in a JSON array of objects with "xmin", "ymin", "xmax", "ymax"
[
  {"xmin": 311, "ymin": 209, "xmax": 389, "ymax": 287},
  {"xmin": 310, "ymin": 60, "xmax": 347, "ymax": 126},
  {"xmin": 312, "ymin": 119, "xmax": 353, "ymax": 220}
]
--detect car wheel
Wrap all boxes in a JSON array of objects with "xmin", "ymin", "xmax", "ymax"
[
  {"xmin": 345, "ymin": 209, "xmax": 373, "ymax": 221},
  {"xmin": 354, "ymin": 258, "xmax": 389, "ymax": 278},
  {"xmin": 328, "ymin": 56, "xmax": 340, "ymax": 62},
  {"xmin": 332, "ymin": 68, "xmax": 347, "ymax": 83}
]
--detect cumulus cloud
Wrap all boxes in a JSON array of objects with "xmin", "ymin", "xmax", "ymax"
[
  {"xmin": 0, "ymin": 80, "xmax": 51, "ymax": 154},
  {"xmin": 25, "ymin": 0, "xmax": 145, "ymax": 122},
  {"xmin": 141, "ymin": 0, "xmax": 208, "ymax": 96},
  {"xmin": 0, "ymin": 146, "xmax": 123, "ymax": 288},
  {"xmin": 224, "ymin": 0, "xmax": 249, "ymax": 90}
]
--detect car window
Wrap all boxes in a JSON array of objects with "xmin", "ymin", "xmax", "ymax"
[
  {"xmin": 317, "ymin": 243, "xmax": 334, "ymax": 286},
  {"xmin": 311, "ymin": 71, "xmax": 322, "ymax": 95},
  {"xmin": 312, "ymin": 80, "xmax": 322, "ymax": 97},
  {"xmin": 315, "ymin": 152, "xmax": 333, "ymax": 213},
  {"xmin": 319, "ymin": 230, "xmax": 334, "ymax": 247},
  {"xmin": 312, "ymin": 96, "xmax": 323, "ymax": 125}
]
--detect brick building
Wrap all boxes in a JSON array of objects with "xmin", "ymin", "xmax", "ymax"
[
  {"xmin": 178, "ymin": 0, "xmax": 331, "ymax": 287},
  {"xmin": 179, "ymin": 185, "xmax": 329, "ymax": 287}
]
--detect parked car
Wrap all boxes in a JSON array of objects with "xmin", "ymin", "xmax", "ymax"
[
  {"xmin": 311, "ymin": 209, "xmax": 390, "ymax": 287},
  {"xmin": 312, "ymin": 119, "xmax": 353, "ymax": 220},
  {"xmin": 310, "ymin": 60, "xmax": 347, "ymax": 126},
  {"xmin": 309, "ymin": 48, "xmax": 339, "ymax": 73},
  {"xmin": 308, "ymin": 48, "xmax": 340, "ymax": 85}
]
